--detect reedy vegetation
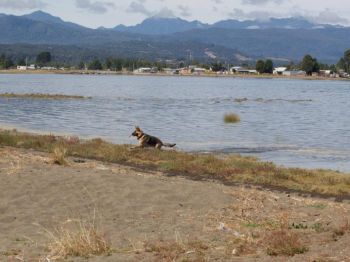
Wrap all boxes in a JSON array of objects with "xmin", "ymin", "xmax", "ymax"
[{"xmin": 1, "ymin": 129, "xmax": 350, "ymax": 195}]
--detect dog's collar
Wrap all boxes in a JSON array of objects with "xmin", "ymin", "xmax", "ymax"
[
  {"xmin": 138, "ymin": 133, "xmax": 147, "ymax": 140},
  {"xmin": 138, "ymin": 133, "xmax": 151, "ymax": 143}
]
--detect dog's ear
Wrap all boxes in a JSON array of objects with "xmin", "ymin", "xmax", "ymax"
[{"xmin": 135, "ymin": 126, "xmax": 140, "ymax": 131}]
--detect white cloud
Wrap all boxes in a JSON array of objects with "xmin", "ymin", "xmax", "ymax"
[
  {"xmin": 227, "ymin": 8, "xmax": 278, "ymax": 21},
  {"xmin": 177, "ymin": 5, "xmax": 192, "ymax": 17},
  {"xmin": 241, "ymin": 0, "xmax": 285, "ymax": 5},
  {"xmin": 153, "ymin": 7, "xmax": 176, "ymax": 18},
  {"xmin": 0, "ymin": 0, "xmax": 47, "ymax": 9},
  {"xmin": 126, "ymin": 1, "xmax": 154, "ymax": 16},
  {"xmin": 305, "ymin": 9, "xmax": 349, "ymax": 25},
  {"xmin": 75, "ymin": 0, "xmax": 114, "ymax": 14}
]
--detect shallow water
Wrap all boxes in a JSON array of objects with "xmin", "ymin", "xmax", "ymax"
[{"xmin": 1, "ymin": 74, "xmax": 350, "ymax": 172}]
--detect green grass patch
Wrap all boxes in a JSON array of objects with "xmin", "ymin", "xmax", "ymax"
[
  {"xmin": 307, "ymin": 203, "xmax": 327, "ymax": 209},
  {"xmin": 0, "ymin": 93, "xmax": 92, "ymax": 99},
  {"xmin": 2, "ymin": 129, "xmax": 350, "ymax": 195},
  {"xmin": 243, "ymin": 221, "xmax": 281, "ymax": 229}
]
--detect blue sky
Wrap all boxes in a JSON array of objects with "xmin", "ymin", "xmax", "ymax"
[{"xmin": 0, "ymin": 0, "xmax": 349, "ymax": 28}]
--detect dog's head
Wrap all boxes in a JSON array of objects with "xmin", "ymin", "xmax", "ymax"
[{"xmin": 131, "ymin": 126, "xmax": 143, "ymax": 138}]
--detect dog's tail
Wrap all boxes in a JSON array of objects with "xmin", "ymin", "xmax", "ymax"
[{"xmin": 162, "ymin": 143, "xmax": 176, "ymax": 147}]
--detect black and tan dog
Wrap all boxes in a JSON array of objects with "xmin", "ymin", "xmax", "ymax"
[{"xmin": 131, "ymin": 126, "xmax": 176, "ymax": 149}]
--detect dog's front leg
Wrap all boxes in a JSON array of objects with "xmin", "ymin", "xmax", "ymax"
[{"xmin": 131, "ymin": 145, "xmax": 143, "ymax": 149}]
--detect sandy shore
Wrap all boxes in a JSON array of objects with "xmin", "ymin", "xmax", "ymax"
[
  {"xmin": 0, "ymin": 69, "xmax": 349, "ymax": 81},
  {"xmin": 1, "ymin": 146, "xmax": 350, "ymax": 261}
]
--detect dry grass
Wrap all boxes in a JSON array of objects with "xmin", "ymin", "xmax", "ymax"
[
  {"xmin": 143, "ymin": 239, "xmax": 210, "ymax": 262},
  {"xmin": 0, "ymin": 93, "xmax": 92, "ymax": 99},
  {"xmin": 223, "ymin": 113, "xmax": 241, "ymax": 123},
  {"xmin": 51, "ymin": 145, "xmax": 69, "ymax": 166},
  {"xmin": 264, "ymin": 229, "xmax": 308, "ymax": 256},
  {"xmin": 234, "ymin": 98, "xmax": 248, "ymax": 103},
  {"xmin": 35, "ymin": 191, "xmax": 112, "ymax": 260},
  {"xmin": 35, "ymin": 219, "xmax": 111, "ymax": 259},
  {"xmin": 2, "ymin": 129, "xmax": 350, "ymax": 195}
]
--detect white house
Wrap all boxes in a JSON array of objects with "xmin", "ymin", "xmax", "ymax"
[
  {"xmin": 193, "ymin": 68, "xmax": 207, "ymax": 73},
  {"xmin": 230, "ymin": 67, "xmax": 249, "ymax": 74},
  {"xmin": 17, "ymin": 66, "xmax": 27, "ymax": 70},
  {"xmin": 133, "ymin": 67, "xmax": 151, "ymax": 73},
  {"xmin": 27, "ymin": 64, "xmax": 36, "ymax": 70},
  {"xmin": 282, "ymin": 70, "xmax": 306, "ymax": 76},
  {"xmin": 230, "ymin": 67, "xmax": 255, "ymax": 74},
  {"xmin": 273, "ymin": 67, "xmax": 288, "ymax": 75}
]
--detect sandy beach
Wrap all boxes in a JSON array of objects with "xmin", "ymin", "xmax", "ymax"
[{"xmin": 1, "ymin": 146, "xmax": 350, "ymax": 261}]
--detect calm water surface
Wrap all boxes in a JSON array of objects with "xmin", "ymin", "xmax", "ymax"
[{"xmin": 1, "ymin": 74, "xmax": 350, "ymax": 172}]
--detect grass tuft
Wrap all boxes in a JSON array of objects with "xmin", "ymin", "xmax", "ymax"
[
  {"xmin": 52, "ymin": 145, "xmax": 69, "ymax": 166},
  {"xmin": 264, "ymin": 229, "xmax": 308, "ymax": 256},
  {"xmin": 224, "ymin": 113, "xmax": 241, "ymax": 123}
]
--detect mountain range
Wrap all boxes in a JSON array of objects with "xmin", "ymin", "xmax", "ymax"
[
  {"xmin": 99, "ymin": 16, "xmax": 346, "ymax": 35},
  {"xmin": 0, "ymin": 10, "xmax": 349, "ymax": 64}
]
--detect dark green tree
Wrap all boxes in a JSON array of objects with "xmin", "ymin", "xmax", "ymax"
[
  {"xmin": 113, "ymin": 59, "xmax": 123, "ymax": 71},
  {"xmin": 337, "ymin": 57, "xmax": 345, "ymax": 70},
  {"xmin": 301, "ymin": 54, "xmax": 314, "ymax": 75},
  {"xmin": 87, "ymin": 59, "xmax": 102, "ymax": 70},
  {"xmin": 104, "ymin": 57, "xmax": 112, "ymax": 69},
  {"xmin": 242, "ymin": 63, "xmax": 250, "ymax": 69},
  {"xmin": 17, "ymin": 58, "xmax": 26, "ymax": 66},
  {"xmin": 78, "ymin": 60, "xmax": 85, "ymax": 70},
  {"xmin": 200, "ymin": 63, "xmax": 210, "ymax": 70},
  {"xmin": 211, "ymin": 61, "xmax": 224, "ymax": 71},
  {"xmin": 344, "ymin": 49, "xmax": 350, "ymax": 72},
  {"xmin": 265, "ymin": 59, "xmax": 273, "ymax": 74},
  {"xmin": 255, "ymin": 59, "xmax": 266, "ymax": 74},
  {"xmin": 0, "ymin": 54, "xmax": 14, "ymax": 69},
  {"xmin": 312, "ymin": 58, "xmax": 320, "ymax": 73},
  {"xmin": 36, "ymin": 52, "xmax": 51, "ymax": 66}
]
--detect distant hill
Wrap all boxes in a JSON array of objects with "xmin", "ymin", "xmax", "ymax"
[
  {"xmin": 100, "ymin": 17, "xmax": 209, "ymax": 35},
  {"xmin": 0, "ymin": 13, "xmax": 7, "ymax": 19},
  {"xmin": 212, "ymin": 17, "xmax": 345, "ymax": 30},
  {"xmin": 0, "ymin": 16, "xmax": 140, "ymax": 45},
  {"xmin": 0, "ymin": 14, "xmax": 349, "ymax": 63},
  {"xmin": 22, "ymin": 10, "xmax": 86, "ymax": 29},
  {"xmin": 0, "ymin": 41, "xmax": 259, "ymax": 66},
  {"xmin": 102, "ymin": 16, "xmax": 346, "ymax": 35},
  {"xmin": 155, "ymin": 28, "xmax": 350, "ymax": 63}
]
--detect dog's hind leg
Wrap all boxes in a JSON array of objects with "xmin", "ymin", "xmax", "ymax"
[{"xmin": 155, "ymin": 143, "xmax": 162, "ymax": 149}]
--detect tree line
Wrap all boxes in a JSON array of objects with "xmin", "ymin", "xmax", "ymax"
[
  {"xmin": 254, "ymin": 51, "xmax": 350, "ymax": 75},
  {"xmin": 1, "ymin": 50, "xmax": 350, "ymax": 74}
]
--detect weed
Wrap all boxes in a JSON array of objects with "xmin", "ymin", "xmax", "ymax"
[
  {"xmin": 13, "ymin": 238, "xmax": 25, "ymax": 242},
  {"xmin": 51, "ymin": 145, "xmax": 68, "ymax": 166},
  {"xmin": 234, "ymin": 98, "xmax": 248, "ymax": 102},
  {"xmin": 35, "ymin": 195, "xmax": 111, "ymax": 259},
  {"xmin": 143, "ymin": 239, "xmax": 210, "ymax": 262},
  {"xmin": 308, "ymin": 203, "xmax": 327, "ymax": 209},
  {"xmin": 312, "ymin": 223, "xmax": 325, "ymax": 232},
  {"xmin": 244, "ymin": 221, "xmax": 281, "ymax": 230},
  {"xmin": 4, "ymin": 249, "xmax": 21, "ymax": 256},
  {"xmin": 290, "ymin": 223, "xmax": 308, "ymax": 229},
  {"xmin": 264, "ymin": 229, "xmax": 308, "ymax": 256},
  {"xmin": 0, "ymin": 93, "xmax": 90, "ymax": 99},
  {"xmin": 224, "ymin": 113, "xmax": 241, "ymax": 123}
]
